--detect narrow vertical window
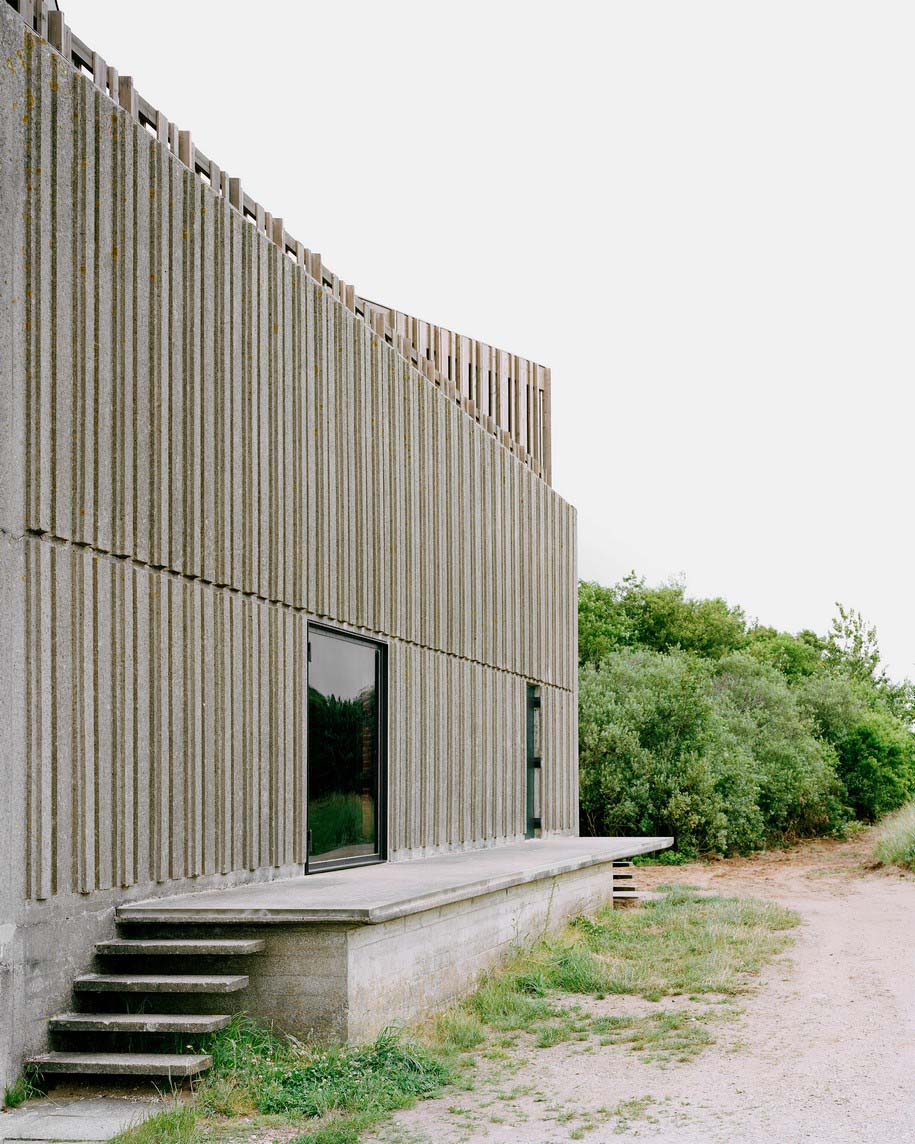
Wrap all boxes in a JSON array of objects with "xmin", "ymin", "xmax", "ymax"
[{"xmin": 526, "ymin": 684, "xmax": 542, "ymax": 839}]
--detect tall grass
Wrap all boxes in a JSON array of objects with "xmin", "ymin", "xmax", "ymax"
[{"xmin": 873, "ymin": 802, "xmax": 915, "ymax": 871}]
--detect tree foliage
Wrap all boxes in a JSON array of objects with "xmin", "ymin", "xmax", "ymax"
[
  {"xmin": 579, "ymin": 576, "xmax": 747, "ymax": 665},
  {"xmin": 578, "ymin": 578, "xmax": 915, "ymax": 854}
]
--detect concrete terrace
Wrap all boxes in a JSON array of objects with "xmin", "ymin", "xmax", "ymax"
[{"xmin": 117, "ymin": 838, "xmax": 673, "ymax": 925}]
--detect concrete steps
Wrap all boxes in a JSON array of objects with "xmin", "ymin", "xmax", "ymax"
[
  {"xmin": 612, "ymin": 859, "xmax": 638, "ymax": 906},
  {"xmin": 27, "ymin": 925, "xmax": 262, "ymax": 1082},
  {"xmin": 74, "ymin": 973, "xmax": 249, "ymax": 993},
  {"xmin": 49, "ymin": 1013, "xmax": 232, "ymax": 1034},
  {"xmin": 95, "ymin": 938, "xmax": 264, "ymax": 956},
  {"xmin": 28, "ymin": 1051, "xmax": 213, "ymax": 1077}
]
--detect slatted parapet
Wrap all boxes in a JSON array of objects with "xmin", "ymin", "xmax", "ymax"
[
  {"xmin": 360, "ymin": 302, "xmax": 551, "ymax": 480},
  {"xmin": 4, "ymin": 0, "xmax": 552, "ymax": 484}
]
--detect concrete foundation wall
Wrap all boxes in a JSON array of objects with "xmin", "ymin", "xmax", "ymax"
[
  {"xmin": 121, "ymin": 861, "xmax": 618, "ymax": 1043},
  {"xmin": 0, "ymin": 6, "xmax": 579, "ymax": 1087},
  {"xmin": 345, "ymin": 861, "xmax": 613, "ymax": 1039}
]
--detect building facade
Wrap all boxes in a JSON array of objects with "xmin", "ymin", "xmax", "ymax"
[{"xmin": 0, "ymin": 0, "xmax": 578, "ymax": 1086}]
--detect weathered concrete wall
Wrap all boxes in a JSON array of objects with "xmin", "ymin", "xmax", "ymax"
[
  {"xmin": 8, "ymin": 26, "xmax": 576, "ymax": 690},
  {"xmin": 0, "ymin": 5, "xmax": 578, "ymax": 1086},
  {"xmin": 14, "ymin": 535, "xmax": 576, "ymax": 897}
]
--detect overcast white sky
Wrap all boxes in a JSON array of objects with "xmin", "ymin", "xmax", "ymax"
[{"xmin": 66, "ymin": 0, "xmax": 915, "ymax": 678}]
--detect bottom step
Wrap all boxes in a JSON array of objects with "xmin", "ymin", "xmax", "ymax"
[{"xmin": 27, "ymin": 1051, "xmax": 212, "ymax": 1077}]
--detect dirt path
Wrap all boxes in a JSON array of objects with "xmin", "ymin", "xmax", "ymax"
[{"xmin": 369, "ymin": 833, "xmax": 915, "ymax": 1144}]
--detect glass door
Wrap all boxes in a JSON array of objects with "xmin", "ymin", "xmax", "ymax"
[{"xmin": 307, "ymin": 626, "xmax": 385, "ymax": 871}]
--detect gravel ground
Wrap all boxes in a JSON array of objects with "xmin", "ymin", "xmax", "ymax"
[{"xmin": 366, "ymin": 832, "xmax": 915, "ymax": 1144}]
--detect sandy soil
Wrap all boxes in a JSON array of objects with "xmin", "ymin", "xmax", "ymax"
[{"xmin": 367, "ymin": 832, "xmax": 915, "ymax": 1144}]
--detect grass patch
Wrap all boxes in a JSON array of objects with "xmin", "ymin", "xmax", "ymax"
[
  {"xmin": 434, "ymin": 1008, "xmax": 486, "ymax": 1052},
  {"xmin": 110, "ymin": 1105, "xmax": 197, "ymax": 1144},
  {"xmin": 257, "ymin": 1030, "xmax": 448, "ymax": 1117},
  {"xmin": 608, "ymin": 1095, "xmax": 658, "ymax": 1132},
  {"xmin": 112, "ymin": 1018, "xmax": 449, "ymax": 1144},
  {"xmin": 570, "ymin": 884, "xmax": 798, "ymax": 998},
  {"xmin": 426, "ymin": 885, "xmax": 798, "ymax": 1069},
  {"xmin": 532, "ymin": 1022, "xmax": 572, "ymax": 1049},
  {"xmin": 117, "ymin": 889, "xmax": 798, "ymax": 1140},
  {"xmin": 468, "ymin": 972, "xmax": 555, "ymax": 1030},
  {"xmin": 290, "ymin": 1112, "xmax": 372, "ymax": 1142},
  {"xmin": 592, "ymin": 1010, "xmax": 716, "ymax": 1063},
  {"xmin": 873, "ymin": 802, "xmax": 915, "ymax": 871}
]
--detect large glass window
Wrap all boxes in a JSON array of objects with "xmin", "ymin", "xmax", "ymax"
[{"xmin": 307, "ymin": 627, "xmax": 385, "ymax": 871}]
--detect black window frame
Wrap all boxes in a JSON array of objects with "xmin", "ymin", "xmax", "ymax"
[
  {"xmin": 306, "ymin": 622, "xmax": 388, "ymax": 874},
  {"xmin": 525, "ymin": 683, "xmax": 542, "ymax": 839}
]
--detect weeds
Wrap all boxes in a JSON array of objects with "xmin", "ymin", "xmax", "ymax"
[
  {"xmin": 258, "ymin": 1028, "xmax": 448, "ymax": 1118},
  {"xmin": 291, "ymin": 1114, "xmax": 370, "ymax": 1143},
  {"xmin": 3, "ymin": 1072, "xmax": 43, "ymax": 1109},
  {"xmin": 608, "ymin": 1095, "xmax": 658, "ymax": 1132},
  {"xmin": 468, "ymin": 973, "xmax": 554, "ymax": 1030},
  {"xmin": 434, "ymin": 1009, "xmax": 486, "ymax": 1052}
]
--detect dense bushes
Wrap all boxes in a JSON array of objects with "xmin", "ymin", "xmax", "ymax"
[
  {"xmin": 579, "ymin": 577, "xmax": 915, "ymax": 855},
  {"xmin": 796, "ymin": 675, "xmax": 915, "ymax": 820}
]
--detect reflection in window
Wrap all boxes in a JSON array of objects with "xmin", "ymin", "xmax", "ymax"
[{"xmin": 308, "ymin": 630, "xmax": 383, "ymax": 868}]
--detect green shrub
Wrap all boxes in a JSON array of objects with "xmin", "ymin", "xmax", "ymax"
[
  {"xmin": 579, "ymin": 648, "xmax": 849, "ymax": 856},
  {"xmin": 712, "ymin": 654, "xmax": 847, "ymax": 840},
  {"xmin": 579, "ymin": 650, "xmax": 729, "ymax": 855},
  {"xmin": 797, "ymin": 675, "xmax": 915, "ymax": 819},
  {"xmin": 745, "ymin": 628, "xmax": 825, "ymax": 681}
]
